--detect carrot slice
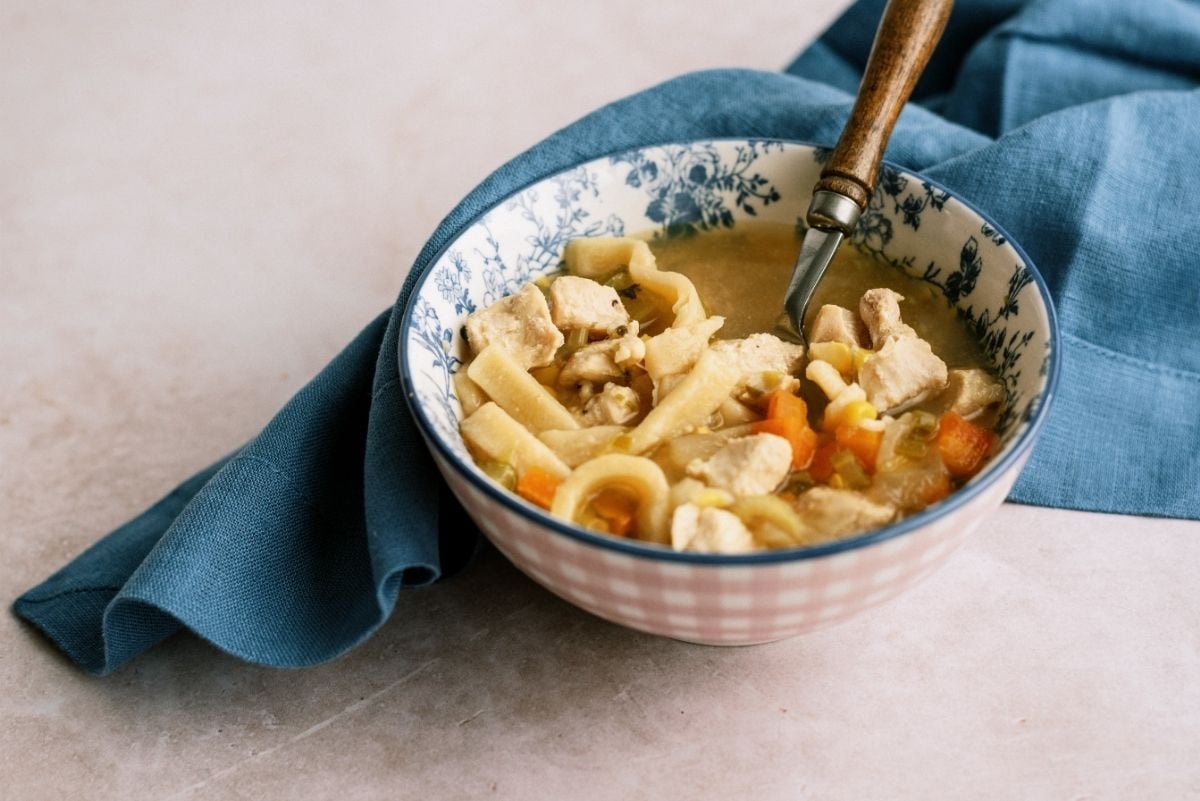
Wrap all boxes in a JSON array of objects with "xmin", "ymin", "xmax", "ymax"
[
  {"xmin": 808, "ymin": 439, "xmax": 841, "ymax": 483},
  {"xmin": 516, "ymin": 467, "xmax": 562, "ymax": 510},
  {"xmin": 766, "ymin": 389, "xmax": 808, "ymax": 422},
  {"xmin": 835, "ymin": 425, "xmax": 883, "ymax": 474},
  {"xmin": 756, "ymin": 390, "xmax": 818, "ymax": 469},
  {"xmin": 935, "ymin": 411, "xmax": 998, "ymax": 479},
  {"xmin": 589, "ymin": 487, "xmax": 639, "ymax": 537}
]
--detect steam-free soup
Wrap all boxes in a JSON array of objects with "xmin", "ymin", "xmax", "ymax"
[{"xmin": 455, "ymin": 226, "xmax": 1004, "ymax": 553}]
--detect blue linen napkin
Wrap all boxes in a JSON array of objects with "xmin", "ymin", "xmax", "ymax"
[{"xmin": 15, "ymin": 0, "xmax": 1200, "ymax": 675}]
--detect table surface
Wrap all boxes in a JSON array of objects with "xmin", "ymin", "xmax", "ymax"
[{"xmin": 3, "ymin": 2, "xmax": 1198, "ymax": 799}]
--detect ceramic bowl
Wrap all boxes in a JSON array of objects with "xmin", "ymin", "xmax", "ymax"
[{"xmin": 400, "ymin": 139, "xmax": 1059, "ymax": 645}]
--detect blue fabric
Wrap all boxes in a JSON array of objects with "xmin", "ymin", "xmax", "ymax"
[{"xmin": 14, "ymin": 0, "xmax": 1200, "ymax": 675}]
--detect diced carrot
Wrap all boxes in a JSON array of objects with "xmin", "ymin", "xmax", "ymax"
[
  {"xmin": 589, "ymin": 487, "xmax": 638, "ymax": 537},
  {"xmin": 835, "ymin": 425, "xmax": 883, "ymax": 473},
  {"xmin": 756, "ymin": 390, "xmax": 818, "ymax": 469},
  {"xmin": 753, "ymin": 416, "xmax": 819, "ymax": 470},
  {"xmin": 516, "ymin": 467, "xmax": 562, "ymax": 510},
  {"xmin": 935, "ymin": 411, "xmax": 999, "ymax": 479},
  {"xmin": 766, "ymin": 389, "xmax": 808, "ymax": 422},
  {"xmin": 808, "ymin": 439, "xmax": 841, "ymax": 483}
]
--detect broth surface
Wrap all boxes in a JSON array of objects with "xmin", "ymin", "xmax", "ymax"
[{"xmin": 647, "ymin": 222, "xmax": 988, "ymax": 369}]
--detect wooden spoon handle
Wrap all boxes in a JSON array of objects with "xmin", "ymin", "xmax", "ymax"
[{"xmin": 813, "ymin": 0, "xmax": 954, "ymax": 211}]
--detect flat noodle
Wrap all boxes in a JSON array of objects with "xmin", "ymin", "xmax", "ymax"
[
  {"xmin": 549, "ymin": 454, "xmax": 670, "ymax": 544},
  {"xmin": 538, "ymin": 425, "xmax": 630, "ymax": 468},
  {"xmin": 453, "ymin": 370, "xmax": 489, "ymax": 416},
  {"xmin": 625, "ymin": 348, "xmax": 741, "ymax": 455},
  {"xmin": 626, "ymin": 240, "xmax": 706, "ymax": 328},
  {"xmin": 562, "ymin": 237, "xmax": 634, "ymax": 279},
  {"xmin": 460, "ymin": 402, "xmax": 570, "ymax": 479},
  {"xmin": 467, "ymin": 345, "xmax": 579, "ymax": 433},
  {"xmin": 643, "ymin": 316, "xmax": 724, "ymax": 381}
]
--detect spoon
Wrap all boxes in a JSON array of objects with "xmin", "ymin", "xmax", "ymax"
[{"xmin": 779, "ymin": 0, "xmax": 954, "ymax": 344}]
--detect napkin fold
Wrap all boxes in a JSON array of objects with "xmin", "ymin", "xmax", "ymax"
[{"xmin": 15, "ymin": 0, "xmax": 1200, "ymax": 675}]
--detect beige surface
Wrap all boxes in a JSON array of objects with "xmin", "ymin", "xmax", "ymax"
[{"xmin": 3, "ymin": 2, "xmax": 1198, "ymax": 799}]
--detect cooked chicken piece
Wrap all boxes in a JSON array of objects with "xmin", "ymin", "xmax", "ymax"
[
  {"xmin": 809, "ymin": 304, "xmax": 870, "ymax": 348},
  {"xmin": 668, "ymin": 477, "xmax": 735, "ymax": 511},
  {"xmin": 643, "ymin": 316, "xmax": 724, "ymax": 380},
  {"xmin": 559, "ymin": 341, "xmax": 624, "ymax": 386},
  {"xmin": 942, "ymin": 368, "xmax": 1005, "ymax": 420},
  {"xmin": 859, "ymin": 288, "xmax": 916, "ymax": 347},
  {"xmin": 671, "ymin": 504, "xmax": 757, "ymax": 553},
  {"xmin": 549, "ymin": 275, "xmax": 630, "ymax": 335},
  {"xmin": 558, "ymin": 328, "xmax": 645, "ymax": 387},
  {"xmin": 582, "ymin": 383, "xmax": 641, "ymax": 426},
  {"xmin": 859, "ymin": 336, "xmax": 948, "ymax": 412},
  {"xmin": 611, "ymin": 320, "xmax": 645, "ymax": 364},
  {"xmin": 710, "ymin": 333, "xmax": 805, "ymax": 376},
  {"xmin": 464, "ymin": 284, "xmax": 564, "ymax": 369},
  {"xmin": 852, "ymin": 288, "xmax": 948, "ymax": 412},
  {"xmin": 686, "ymin": 433, "xmax": 792, "ymax": 497},
  {"xmin": 792, "ymin": 486, "xmax": 896, "ymax": 542}
]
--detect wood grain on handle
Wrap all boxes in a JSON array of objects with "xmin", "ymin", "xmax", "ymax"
[{"xmin": 814, "ymin": 0, "xmax": 954, "ymax": 210}]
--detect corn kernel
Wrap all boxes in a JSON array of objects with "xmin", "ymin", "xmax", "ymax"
[
  {"xmin": 829, "ymin": 474, "xmax": 846, "ymax": 489},
  {"xmin": 840, "ymin": 400, "xmax": 878, "ymax": 428},
  {"xmin": 809, "ymin": 342, "xmax": 853, "ymax": 375}
]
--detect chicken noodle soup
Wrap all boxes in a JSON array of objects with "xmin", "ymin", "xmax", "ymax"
[{"xmin": 457, "ymin": 225, "xmax": 1004, "ymax": 553}]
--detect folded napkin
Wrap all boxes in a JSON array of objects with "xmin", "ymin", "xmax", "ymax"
[{"xmin": 15, "ymin": 0, "xmax": 1200, "ymax": 675}]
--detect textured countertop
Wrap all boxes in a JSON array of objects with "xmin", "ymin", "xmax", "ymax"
[{"xmin": 3, "ymin": 2, "xmax": 1198, "ymax": 799}]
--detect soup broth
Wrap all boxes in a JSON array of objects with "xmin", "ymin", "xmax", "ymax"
[{"xmin": 649, "ymin": 222, "xmax": 988, "ymax": 369}]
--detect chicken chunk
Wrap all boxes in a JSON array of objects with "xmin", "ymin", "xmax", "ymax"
[
  {"xmin": 710, "ymin": 333, "xmax": 805, "ymax": 375},
  {"xmin": 558, "ymin": 328, "xmax": 645, "ymax": 387},
  {"xmin": 942, "ymin": 368, "xmax": 1005, "ymax": 420},
  {"xmin": 859, "ymin": 336, "xmax": 948, "ymax": 412},
  {"xmin": 559, "ymin": 342, "xmax": 623, "ymax": 386},
  {"xmin": 671, "ymin": 504, "xmax": 757, "ymax": 553},
  {"xmin": 858, "ymin": 288, "xmax": 916, "ymax": 347},
  {"xmin": 791, "ymin": 486, "xmax": 896, "ymax": 542},
  {"xmin": 464, "ymin": 284, "xmax": 564, "ymax": 369},
  {"xmin": 582, "ymin": 383, "xmax": 641, "ymax": 426},
  {"xmin": 853, "ymin": 288, "xmax": 947, "ymax": 412},
  {"xmin": 686, "ymin": 433, "xmax": 792, "ymax": 497},
  {"xmin": 549, "ymin": 276, "xmax": 630, "ymax": 335},
  {"xmin": 809, "ymin": 304, "xmax": 870, "ymax": 348}
]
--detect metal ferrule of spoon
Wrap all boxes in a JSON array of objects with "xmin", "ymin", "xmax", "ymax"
[
  {"xmin": 777, "ymin": 0, "xmax": 954, "ymax": 344},
  {"xmin": 779, "ymin": 190, "xmax": 863, "ymax": 342}
]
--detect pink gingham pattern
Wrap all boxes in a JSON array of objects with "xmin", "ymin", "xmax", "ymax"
[{"xmin": 434, "ymin": 449, "xmax": 1024, "ymax": 645}]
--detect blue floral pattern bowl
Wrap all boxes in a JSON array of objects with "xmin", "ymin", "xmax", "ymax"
[{"xmin": 399, "ymin": 140, "xmax": 1060, "ymax": 645}]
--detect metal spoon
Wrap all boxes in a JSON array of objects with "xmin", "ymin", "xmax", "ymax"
[{"xmin": 779, "ymin": 0, "xmax": 954, "ymax": 344}]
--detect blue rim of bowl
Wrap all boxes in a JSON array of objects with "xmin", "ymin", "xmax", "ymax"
[{"xmin": 400, "ymin": 137, "xmax": 1062, "ymax": 565}]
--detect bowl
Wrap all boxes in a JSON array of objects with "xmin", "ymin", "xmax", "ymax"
[{"xmin": 400, "ymin": 139, "xmax": 1059, "ymax": 645}]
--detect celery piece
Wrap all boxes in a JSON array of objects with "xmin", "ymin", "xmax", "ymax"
[
  {"xmin": 831, "ymin": 450, "xmax": 871, "ymax": 490},
  {"xmin": 479, "ymin": 458, "xmax": 518, "ymax": 491}
]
